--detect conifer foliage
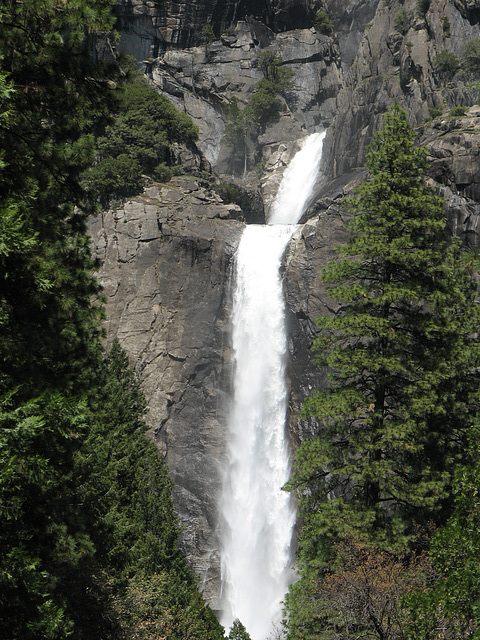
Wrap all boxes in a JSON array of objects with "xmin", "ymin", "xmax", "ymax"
[
  {"xmin": 285, "ymin": 105, "xmax": 480, "ymax": 639},
  {"xmin": 0, "ymin": 2, "xmax": 222, "ymax": 638}
]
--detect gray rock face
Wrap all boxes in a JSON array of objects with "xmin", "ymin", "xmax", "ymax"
[
  {"xmin": 325, "ymin": 0, "xmax": 480, "ymax": 179},
  {"xmin": 114, "ymin": 0, "xmax": 324, "ymax": 54},
  {"xmin": 89, "ymin": 177, "xmax": 244, "ymax": 607},
  {"xmin": 421, "ymin": 106, "xmax": 480, "ymax": 248},
  {"xmin": 150, "ymin": 20, "xmax": 342, "ymax": 172}
]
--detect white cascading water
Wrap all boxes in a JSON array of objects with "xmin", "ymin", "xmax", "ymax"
[{"xmin": 220, "ymin": 130, "xmax": 326, "ymax": 640}]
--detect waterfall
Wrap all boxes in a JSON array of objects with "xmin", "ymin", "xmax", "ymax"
[{"xmin": 220, "ymin": 131, "xmax": 326, "ymax": 640}]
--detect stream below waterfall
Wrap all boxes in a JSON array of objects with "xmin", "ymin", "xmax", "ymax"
[{"xmin": 219, "ymin": 131, "xmax": 326, "ymax": 640}]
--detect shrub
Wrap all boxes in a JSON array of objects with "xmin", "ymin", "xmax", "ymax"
[
  {"xmin": 153, "ymin": 163, "xmax": 178, "ymax": 183},
  {"xmin": 428, "ymin": 106, "xmax": 443, "ymax": 119},
  {"xmin": 417, "ymin": 0, "xmax": 431, "ymax": 17},
  {"xmin": 84, "ymin": 155, "xmax": 143, "ymax": 207},
  {"xmin": 443, "ymin": 16, "xmax": 451, "ymax": 37},
  {"xmin": 449, "ymin": 105, "xmax": 467, "ymax": 117},
  {"xmin": 245, "ymin": 80, "xmax": 284, "ymax": 128},
  {"xmin": 394, "ymin": 11, "xmax": 408, "ymax": 35},
  {"xmin": 314, "ymin": 9, "xmax": 334, "ymax": 35},
  {"xmin": 90, "ymin": 71, "xmax": 198, "ymax": 202},
  {"xmin": 216, "ymin": 182, "xmax": 242, "ymax": 205},
  {"xmin": 201, "ymin": 24, "xmax": 215, "ymax": 51},
  {"xmin": 228, "ymin": 619, "xmax": 251, "ymax": 640},
  {"xmin": 462, "ymin": 39, "xmax": 480, "ymax": 78},
  {"xmin": 433, "ymin": 51, "xmax": 459, "ymax": 82},
  {"xmin": 256, "ymin": 50, "xmax": 293, "ymax": 90}
]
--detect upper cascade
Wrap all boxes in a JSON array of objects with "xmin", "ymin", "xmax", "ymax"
[{"xmin": 268, "ymin": 131, "xmax": 326, "ymax": 225}]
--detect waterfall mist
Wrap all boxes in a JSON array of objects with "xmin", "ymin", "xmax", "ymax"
[{"xmin": 220, "ymin": 131, "xmax": 326, "ymax": 640}]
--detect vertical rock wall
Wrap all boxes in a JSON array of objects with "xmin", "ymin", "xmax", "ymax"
[{"xmin": 89, "ymin": 178, "xmax": 244, "ymax": 607}]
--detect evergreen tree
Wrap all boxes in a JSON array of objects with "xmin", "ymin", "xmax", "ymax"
[
  {"xmin": 0, "ymin": 2, "xmax": 118, "ymax": 635},
  {"xmin": 228, "ymin": 618, "xmax": 252, "ymax": 640},
  {"xmin": 83, "ymin": 63, "xmax": 199, "ymax": 205},
  {"xmin": 405, "ymin": 424, "xmax": 480, "ymax": 639},
  {"xmin": 285, "ymin": 105, "xmax": 480, "ymax": 639},
  {"xmin": 0, "ymin": 392, "xmax": 94, "ymax": 639},
  {"xmin": 74, "ymin": 340, "xmax": 224, "ymax": 639},
  {"xmin": 0, "ymin": 0, "xmax": 119, "ymax": 396},
  {"xmin": 223, "ymin": 51, "xmax": 293, "ymax": 175},
  {"xmin": 0, "ymin": 5, "xmax": 223, "ymax": 639}
]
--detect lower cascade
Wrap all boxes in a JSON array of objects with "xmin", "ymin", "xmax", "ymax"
[{"xmin": 219, "ymin": 131, "xmax": 326, "ymax": 639}]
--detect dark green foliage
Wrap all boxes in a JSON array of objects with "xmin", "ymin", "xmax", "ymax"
[
  {"xmin": 0, "ymin": 0, "xmax": 118, "ymax": 208},
  {"xmin": 84, "ymin": 155, "xmax": 144, "ymax": 207},
  {"xmin": 216, "ymin": 181, "xmax": 243, "ymax": 205},
  {"xmin": 228, "ymin": 618, "xmax": 252, "ymax": 640},
  {"xmin": 285, "ymin": 105, "xmax": 480, "ymax": 639},
  {"xmin": 442, "ymin": 16, "xmax": 451, "ymax": 37},
  {"xmin": 154, "ymin": 162, "xmax": 180, "ymax": 183},
  {"xmin": 314, "ymin": 9, "xmax": 334, "ymax": 35},
  {"xmin": 417, "ymin": 0, "xmax": 431, "ymax": 17},
  {"xmin": 77, "ymin": 340, "xmax": 179, "ymax": 575},
  {"xmin": 405, "ymin": 426, "xmax": 480, "ymax": 639},
  {"xmin": 0, "ymin": 4, "xmax": 222, "ymax": 638},
  {"xmin": 85, "ymin": 66, "xmax": 199, "ymax": 205},
  {"xmin": 285, "ymin": 533, "xmax": 431, "ymax": 640},
  {"xmin": 223, "ymin": 51, "xmax": 293, "ymax": 174},
  {"xmin": 202, "ymin": 23, "xmax": 216, "ymax": 51},
  {"xmin": 0, "ymin": 4, "xmax": 117, "ymax": 633},
  {"xmin": 0, "ymin": 393, "xmax": 93, "ymax": 639},
  {"xmin": 0, "ymin": 0, "xmax": 118, "ymax": 397},
  {"xmin": 99, "ymin": 73, "xmax": 199, "ymax": 162},
  {"xmin": 223, "ymin": 97, "xmax": 250, "ymax": 174},
  {"xmin": 74, "ymin": 341, "xmax": 224, "ymax": 639},
  {"xmin": 433, "ymin": 51, "xmax": 459, "ymax": 83},
  {"xmin": 394, "ymin": 11, "xmax": 408, "ymax": 35},
  {"xmin": 246, "ymin": 79, "xmax": 285, "ymax": 128},
  {"xmin": 428, "ymin": 106, "xmax": 443, "ymax": 119},
  {"xmin": 256, "ymin": 51, "xmax": 294, "ymax": 93},
  {"xmin": 449, "ymin": 105, "xmax": 468, "ymax": 116},
  {"xmin": 249, "ymin": 53, "xmax": 293, "ymax": 130},
  {"xmin": 462, "ymin": 38, "xmax": 480, "ymax": 78}
]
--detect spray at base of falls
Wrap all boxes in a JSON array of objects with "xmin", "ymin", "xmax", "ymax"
[{"xmin": 220, "ymin": 131, "xmax": 326, "ymax": 640}]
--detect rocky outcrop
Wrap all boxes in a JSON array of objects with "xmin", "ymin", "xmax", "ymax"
[
  {"xmin": 422, "ymin": 105, "xmax": 480, "ymax": 247},
  {"xmin": 113, "ymin": 0, "xmax": 325, "ymax": 54},
  {"xmin": 325, "ymin": 0, "xmax": 480, "ymax": 179},
  {"xmin": 150, "ymin": 19, "xmax": 342, "ymax": 174},
  {"xmin": 89, "ymin": 176, "xmax": 244, "ymax": 607}
]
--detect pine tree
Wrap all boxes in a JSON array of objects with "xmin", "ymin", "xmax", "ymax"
[
  {"xmin": 285, "ymin": 104, "xmax": 480, "ymax": 639},
  {"xmin": 228, "ymin": 618, "xmax": 252, "ymax": 640},
  {"xmin": 405, "ymin": 424, "xmax": 480, "ymax": 639},
  {"xmin": 0, "ymin": 2, "xmax": 118, "ymax": 635},
  {"xmin": 0, "ymin": 0, "xmax": 119, "ymax": 396}
]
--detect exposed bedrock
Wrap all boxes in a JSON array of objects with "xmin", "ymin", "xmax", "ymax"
[
  {"xmin": 89, "ymin": 177, "xmax": 244, "ymax": 607},
  {"xmin": 113, "ymin": 0, "xmax": 326, "ymax": 53}
]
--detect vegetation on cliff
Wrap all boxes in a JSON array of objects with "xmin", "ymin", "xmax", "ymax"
[
  {"xmin": 223, "ymin": 50, "xmax": 293, "ymax": 175},
  {"xmin": 0, "ymin": 1, "xmax": 221, "ymax": 638},
  {"xmin": 83, "ymin": 59, "xmax": 199, "ymax": 207},
  {"xmin": 285, "ymin": 105, "xmax": 480, "ymax": 640}
]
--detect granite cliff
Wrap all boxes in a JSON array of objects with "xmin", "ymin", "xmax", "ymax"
[{"xmin": 90, "ymin": 0, "xmax": 480, "ymax": 609}]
